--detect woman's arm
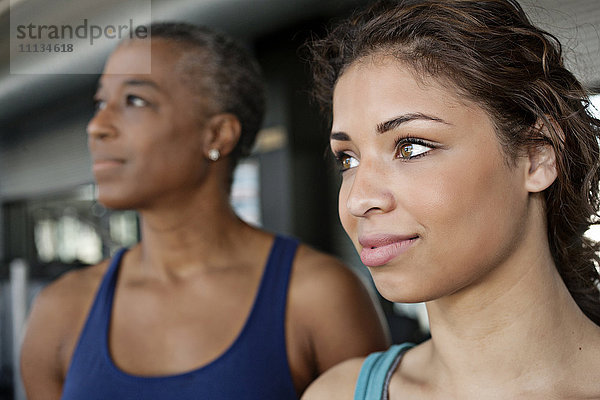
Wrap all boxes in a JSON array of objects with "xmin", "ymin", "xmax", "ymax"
[{"xmin": 21, "ymin": 283, "xmax": 69, "ymax": 400}]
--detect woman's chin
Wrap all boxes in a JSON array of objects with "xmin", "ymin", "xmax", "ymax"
[{"xmin": 95, "ymin": 192, "xmax": 139, "ymax": 211}]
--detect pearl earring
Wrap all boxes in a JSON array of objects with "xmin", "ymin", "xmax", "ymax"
[{"xmin": 208, "ymin": 149, "xmax": 220, "ymax": 161}]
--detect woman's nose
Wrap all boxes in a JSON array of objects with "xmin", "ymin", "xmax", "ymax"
[
  {"xmin": 87, "ymin": 103, "xmax": 118, "ymax": 141},
  {"xmin": 345, "ymin": 160, "xmax": 396, "ymax": 217}
]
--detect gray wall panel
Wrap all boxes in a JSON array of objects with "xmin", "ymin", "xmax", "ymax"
[{"xmin": 0, "ymin": 119, "xmax": 92, "ymax": 200}]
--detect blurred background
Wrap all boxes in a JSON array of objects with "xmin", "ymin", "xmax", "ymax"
[{"xmin": 0, "ymin": 0, "xmax": 598, "ymax": 398}]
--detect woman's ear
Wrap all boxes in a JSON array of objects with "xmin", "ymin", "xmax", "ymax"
[
  {"xmin": 524, "ymin": 120, "xmax": 559, "ymax": 193},
  {"xmin": 203, "ymin": 113, "xmax": 242, "ymax": 159}
]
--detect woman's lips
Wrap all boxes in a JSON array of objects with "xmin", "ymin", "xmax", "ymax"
[
  {"xmin": 359, "ymin": 235, "xmax": 418, "ymax": 267},
  {"xmin": 92, "ymin": 158, "xmax": 125, "ymax": 173}
]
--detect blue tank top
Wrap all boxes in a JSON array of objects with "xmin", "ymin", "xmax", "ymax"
[
  {"xmin": 61, "ymin": 235, "xmax": 300, "ymax": 400},
  {"xmin": 354, "ymin": 343, "xmax": 414, "ymax": 400}
]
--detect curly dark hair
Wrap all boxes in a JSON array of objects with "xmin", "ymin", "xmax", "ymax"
[
  {"xmin": 308, "ymin": 0, "xmax": 600, "ymax": 324},
  {"xmin": 147, "ymin": 22, "xmax": 265, "ymax": 173}
]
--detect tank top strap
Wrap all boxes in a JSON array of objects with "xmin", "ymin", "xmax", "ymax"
[
  {"xmin": 354, "ymin": 343, "xmax": 414, "ymax": 400},
  {"xmin": 62, "ymin": 248, "xmax": 128, "ymax": 396},
  {"xmin": 76, "ymin": 247, "xmax": 127, "ymax": 346},
  {"xmin": 95, "ymin": 248, "xmax": 128, "ymax": 323},
  {"xmin": 245, "ymin": 235, "xmax": 299, "ymax": 335}
]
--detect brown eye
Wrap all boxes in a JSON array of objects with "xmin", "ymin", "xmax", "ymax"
[
  {"xmin": 126, "ymin": 95, "xmax": 149, "ymax": 107},
  {"xmin": 399, "ymin": 144, "xmax": 413, "ymax": 159},
  {"xmin": 342, "ymin": 157, "xmax": 352, "ymax": 169},
  {"xmin": 337, "ymin": 154, "xmax": 359, "ymax": 171},
  {"xmin": 394, "ymin": 140, "xmax": 433, "ymax": 160}
]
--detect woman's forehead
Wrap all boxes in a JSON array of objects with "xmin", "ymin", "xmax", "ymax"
[{"xmin": 104, "ymin": 39, "xmax": 187, "ymax": 76}]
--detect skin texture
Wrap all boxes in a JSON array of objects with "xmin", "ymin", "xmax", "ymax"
[
  {"xmin": 20, "ymin": 40, "xmax": 390, "ymax": 400},
  {"xmin": 302, "ymin": 56, "xmax": 600, "ymax": 399}
]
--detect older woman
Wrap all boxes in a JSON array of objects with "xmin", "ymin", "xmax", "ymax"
[
  {"xmin": 20, "ymin": 23, "xmax": 389, "ymax": 400},
  {"xmin": 304, "ymin": 0, "xmax": 600, "ymax": 398}
]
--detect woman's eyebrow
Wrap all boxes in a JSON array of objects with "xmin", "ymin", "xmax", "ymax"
[
  {"xmin": 330, "ymin": 112, "xmax": 451, "ymax": 141},
  {"xmin": 95, "ymin": 79, "xmax": 163, "ymax": 94},
  {"xmin": 376, "ymin": 112, "xmax": 450, "ymax": 134},
  {"xmin": 122, "ymin": 79, "xmax": 163, "ymax": 93},
  {"xmin": 330, "ymin": 131, "xmax": 350, "ymax": 141}
]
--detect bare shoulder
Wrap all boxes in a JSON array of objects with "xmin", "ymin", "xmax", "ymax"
[
  {"xmin": 29, "ymin": 259, "xmax": 111, "ymax": 350},
  {"xmin": 288, "ymin": 243, "xmax": 390, "ymax": 372},
  {"xmin": 23, "ymin": 261, "xmax": 109, "ymax": 359},
  {"xmin": 301, "ymin": 357, "xmax": 364, "ymax": 400},
  {"xmin": 23, "ymin": 259, "xmax": 110, "ymax": 344},
  {"xmin": 290, "ymin": 243, "xmax": 382, "ymax": 322},
  {"xmin": 33, "ymin": 260, "xmax": 109, "ymax": 320},
  {"xmin": 21, "ymin": 260, "xmax": 111, "ymax": 399},
  {"xmin": 291, "ymin": 243, "xmax": 372, "ymax": 295}
]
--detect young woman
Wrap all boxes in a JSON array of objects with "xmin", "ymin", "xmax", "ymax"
[
  {"xmin": 303, "ymin": 0, "xmax": 600, "ymax": 398},
  {"xmin": 20, "ymin": 23, "xmax": 390, "ymax": 400}
]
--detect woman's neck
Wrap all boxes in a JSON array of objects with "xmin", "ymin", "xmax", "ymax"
[
  {"xmin": 128, "ymin": 182, "xmax": 260, "ymax": 278},
  {"xmin": 423, "ymin": 243, "xmax": 598, "ymax": 397}
]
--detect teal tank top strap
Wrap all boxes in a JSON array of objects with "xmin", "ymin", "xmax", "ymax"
[{"xmin": 354, "ymin": 343, "xmax": 414, "ymax": 400}]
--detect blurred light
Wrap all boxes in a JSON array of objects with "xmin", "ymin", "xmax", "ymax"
[
  {"xmin": 585, "ymin": 93, "xmax": 600, "ymax": 248},
  {"xmin": 589, "ymin": 94, "xmax": 600, "ymax": 119}
]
